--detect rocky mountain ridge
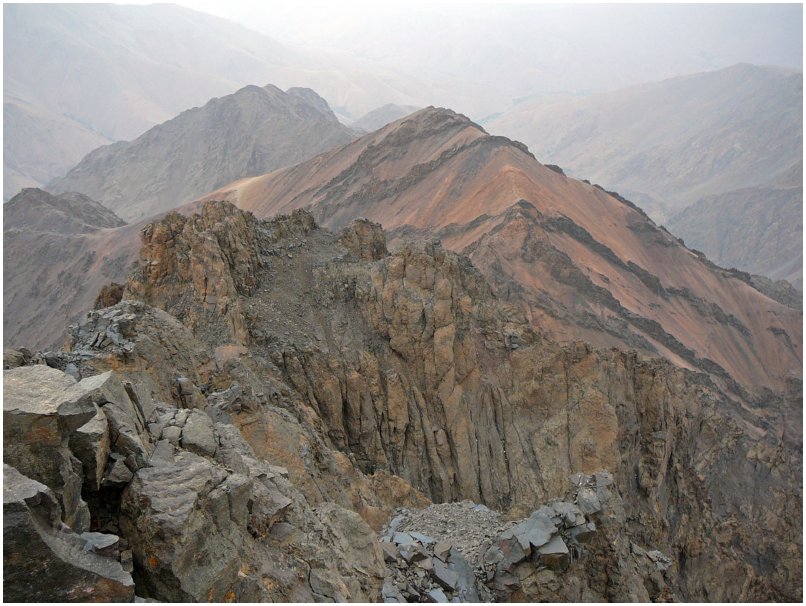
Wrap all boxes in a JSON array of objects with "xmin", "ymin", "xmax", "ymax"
[
  {"xmin": 6, "ymin": 201, "xmax": 798, "ymax": 601},
  {"xmin": 203, "ymin": 106, "xmax": 802, "ymax": 397}
]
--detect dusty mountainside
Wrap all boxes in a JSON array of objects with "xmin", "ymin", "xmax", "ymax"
[
  {"xmin": 667, "ymin": 160, "xmax": 803, "ymax": 288},
  {"xmin": 487, "ymin": 64, "xmax": 802, "ymax": 221},
  {"xmin": 3, "ymin": 95, "xmax": 112, "ymax": 200},
  {"xmin": 49, "ymin": 84, "xmax": 357, "ymax": 222},
  {"xmin": 3, "ymin": 188, "xmax": 141, "ymax": 350},
  {"xmin": 204, "ymin": 107, "xmax": 802, "ymax": 397},
  {"xmin": 352, "ymin": 104, "xmax": 421, "ymax": 132},
  {"xmin": 4, "ymin": 202, "xmax": 800, "ymax": 601}
]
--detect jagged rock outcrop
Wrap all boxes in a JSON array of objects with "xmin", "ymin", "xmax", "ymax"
[
  {"xmin": 3, "ymin": 348, "xmax": 389, "ymax": 602},
  {"xmin": 5, "ymin": 202, "xmax": 801, "ymax": 602},
  {"xmin": 119, "ymin": 202, "xmax": 800, "ymax": 601}
]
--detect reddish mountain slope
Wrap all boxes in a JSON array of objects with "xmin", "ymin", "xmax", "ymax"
[{"xmin": 204, "ymin": 108, "xmax": 802, "ymax": 395}]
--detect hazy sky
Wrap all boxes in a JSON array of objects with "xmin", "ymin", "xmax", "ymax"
[{"xmin": 175, "ymin": 1, "xmax": 803, "ymax": 69}]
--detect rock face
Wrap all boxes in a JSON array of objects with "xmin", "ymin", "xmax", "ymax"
[
  {"xmin": 3, "ymin": 343, "xmax": 388, "ymax": 602},
  {"xmin": 4, "ymin": 202, "xmax": 801, "ymax": 602},
  {"xmin": 49, "ymin": 84, "xmax": 357, "ymax": 222},
  {"xmin": 123, "ymin": 202, "xmax": 801, "ymax": 600}
]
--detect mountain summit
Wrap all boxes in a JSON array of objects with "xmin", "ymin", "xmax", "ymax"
[{"xmin": 48, "ymin": 84, "xmax": 357, "ymax": 222}]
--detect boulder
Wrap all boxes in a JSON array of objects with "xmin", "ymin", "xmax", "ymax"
[
  {"xmin": 576, "ymin": 487, "xmax": 602, "ymax": 515},
  {"xmin": 446, "ymin": 547, "xmax": 479, "ymax": 601},
  {"xmin": 432, "ymin": 558, "xmax": 459, "ymax": 591},
  {"xmin": 80, "ymin": 371, "xmax": 151, "ymax": 469},
  {"xmin": 537, "ymin": 534, "xmax": 570, "ymax": 571},
  {"xmin": 3, "ymin": 365, "xmax": 97, "ymax": 531},
  {"xmin": 426, "ymin": 587, "xmax": 449, "ymax": 603},
  {"xmin": 180, "ymin": 409, "xmax": 217, "ymax": 457},
  {"xmin": 3, "ymin": 464, "xmax": 135, "ymax": 602},
  {"xmin": 382, "ymin": 578, "xmax": 407, "ymax": 602},
  {"xmin": 501, "ymin": 508, "xmax": 556, "ymax": 551}
]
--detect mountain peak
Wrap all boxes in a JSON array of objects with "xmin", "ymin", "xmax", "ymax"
[{"xmin": 48, "ymin": 83, "xmax": 356, "ymax": 222}]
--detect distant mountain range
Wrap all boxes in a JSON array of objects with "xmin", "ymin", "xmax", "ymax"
[
  {"xmin": 488, "ymin": 63, "xmax": 803, "ymax": 286},
  {"xmin": 667, "ymin": 160, "xmax": 803, "ymax": 288},
  {"xmin": 352, "ymin": 104, "xmax": 421, "ymax": 132},
  {"xmin": 48, "ymin": 84, "xmax": 357, "ymax": 222},
  {"xmin": 2, "ymin": 3, "xmax": 484, "ymax": 199}
]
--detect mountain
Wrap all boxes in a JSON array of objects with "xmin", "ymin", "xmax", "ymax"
[
  {"xmin": 48, "ymin": 84, "xmax": 357, "ymax": 222},
  {"xmin": 202, "ymin": 107, "xmax": 802, "ymax": 397},
  {"xmin": 4, "ymin": 202, "xmax": 801, "ymax": 601},
  {"xmin": 667, "ymin": 161, "xmax": 803, "ymax": 288},
  {"xmin": 4, "ymin": 188, "xmax": 126, "ymax": 234},
  {"xmin": 3, "ymin": 188, "xmax": 140, "ymax": 349},
  {"xmin": 2, "ymin": 3, "xmax": 478, "ymax": 198},
  {"xmin": 352, "ymin": 104, "xmax": 421, "ymax": 132},
  {"xmin": 487, "ymin": 64, "xmax": 803, "ymax": 224},
  {"xmin": 3, "ymin": 96, "xmax": 112, "ymax": 200}
]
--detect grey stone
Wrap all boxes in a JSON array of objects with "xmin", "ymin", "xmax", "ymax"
[
  {"xmin": 501, "ymin": 508, "xmax": 556, "ymax": 550},
  {"xmin": 71, "ymin": 405, "xmax": 110, "ymax": 490},
  {"xmin": 409, "ymin": 531, "xmax": 436, "ymax": 544},
  {"xmin": 550, "ymin": 501, "xmax": 585, "ymax": 528},
  {"xmin": 269, "ymin": 521, "xmax": 296, "ymax": 540},
  {"xmin": 576, "ymin": 487, "xmax": 602, "ymax": 515},
  {"xmin": 3, "ymin": 366, "xmax": 97, "ymax": 531},
  {"xmin": 432, "ymin": 558, "xmax": 459, "ymax": 590},
  {"xmin": 81, "ymin": 531, "xmax": 120, "ymax": 557},
  {"xmin": 495, "ymin": 535, "xmax": 529, "ymax": 570},
  {"xmin": 427, "ymin": 587, "xmax": 448, "ymax": 603},
  {"xmin": 400, "ymin": 542, "xmax": 428, "ymax": 563},
  {"xmin": 148, "ymin": 439, "xmax": 175, "ymax": 467},
  {"xmin": 81, "ymin": 372, "xmax": 152, "ymax": 468},
  {"xmin": 569, "ymin": 521, "xmax": 597, "ymax": 543},
  {"xmin": 393, "ymin": 531, "xmax": 416, "ymax": 546},
  {"xmin": 447, "ymin": 547, "xmax": 479, "ymax": 602},
  {"xmin": 161, "ymin": 425, "xmax": 182, "ymax": 445},
  {"xmin": 537, "ymin": 534, "xmax": 570, "ymax": 571},
  {"xmin": 382, "ymin": 578, "xmax": 406, "ymax": 602},
  {"xmin": 434, "ymin": 540, "xmax": 453, "ymax": 561},
  {"xmin": 381, "ymin": 540, "xmax": 399, "ymax": 562},
  {"xmin": 647, "ymin": 550, "xmax": 672, "ymax": 571},
  {"xmin": 594, "ymin": 471, "xmax": 614, "ymax": 487},
  {"xmin": 104, "ymin": 457, "xmax": 134, "ymax": 485},
  {"xmin": 180, "ymin": 409, "xmax": 217, "ymax": 457}
]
